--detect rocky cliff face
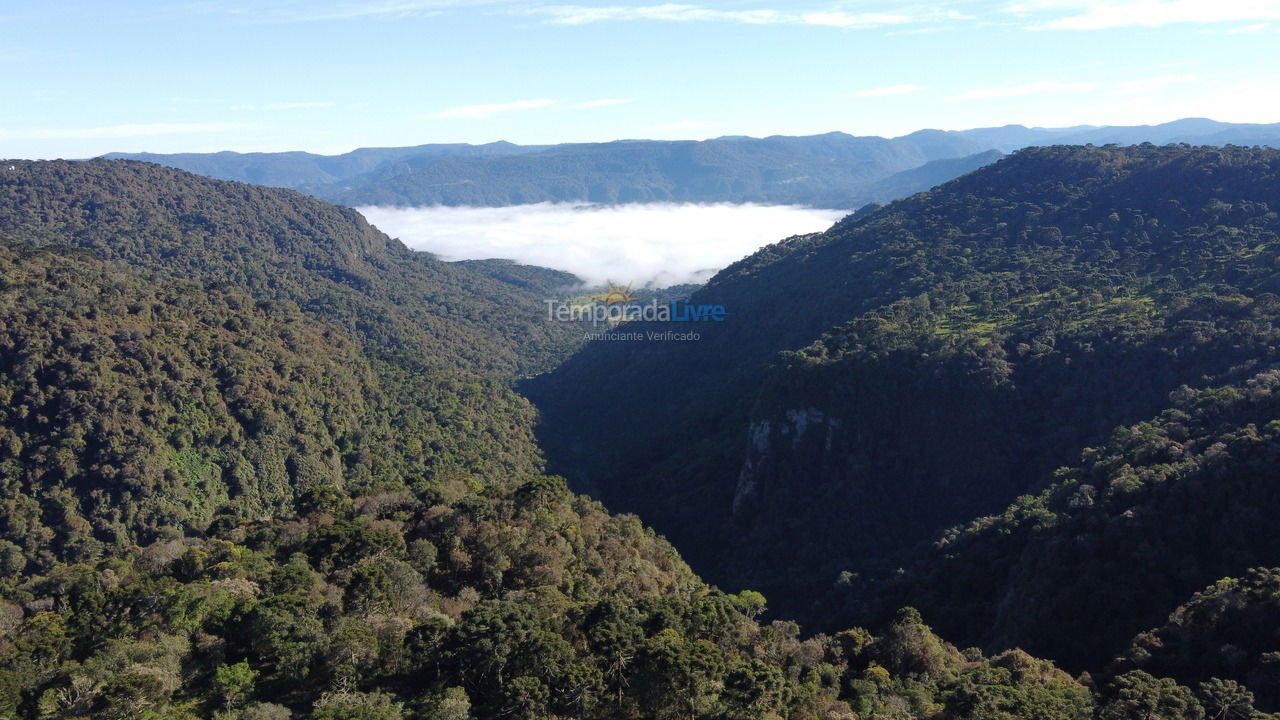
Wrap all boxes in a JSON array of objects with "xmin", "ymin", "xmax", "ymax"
[{"xmin": 734, "ymin": 408, "xmax": 842, "ymax": 514}]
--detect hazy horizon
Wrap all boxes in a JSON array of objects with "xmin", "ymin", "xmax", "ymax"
[
  {"xmin": 57, "ymin": 115, "xmax": 1266, "ymax": 160},
  {"xmin": 6, "ymin": 1, "xmax": 1280, "ymax": 159}
]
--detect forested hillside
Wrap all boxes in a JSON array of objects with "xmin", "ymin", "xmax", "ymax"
[
  {"xmin": 104, "ymin": 142, "xmax": 542, "ymax": 190},
  {"xmin": 0, "ymin": 159, "xmax": 588, "ymax": 560},
  {"xmin": 527, "ymin": 144, "xmax": 1280, "ymax": 680},
  {"xmin": 110, "ymin": 133, "xmax": 994, "ymax": 209},
  {"xmin": 0, "ymin": 160, "xmax": 576, "ymax": 376},
  {"xmin": 0, "ymin": 159, "xmax": 1136, "ymax": 720},
  {"xmin": 8, "ymin": 153, "xmax": 1280, "ymax": 718},
  {"xmin": 831, "ymin": 370, "xmax": 1280, "ymax": 672},
  {"xmin": 310, "ymin": 136, "xmax": 992, "ymax": 209},
  {"xmin": 0, "ymin": 161, "xmax": 791, "ymax": 718},
  {"xmin": 106, "ymin": 119, "xmax": 1280, "ymax": 210}
]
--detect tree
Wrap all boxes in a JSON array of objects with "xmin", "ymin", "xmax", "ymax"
[
  {"xmin": 1197, "ymin": 679, "xmax": 1255, "ymax": 720},
  {"xmin": 634, "ymin": 630, "xmax": 727, "ymax": 720},
  {"xmin": 874, "ymin": 608, "xmax": 962, "ymax": 677},
  {"xmin": 723, "ymin": 658, "xmax": 786, "ymax": 719},
  {"xmin": 312, "ymin": 690, "xmax": 404, "ymax": 720},
  {"xmin": 502, "ymin": 676, "xmax": 550, "ymax": 720},
  {"xmin": 731, "ymin": 590, "xmax": 767, "ymax": 621},
  {"xmin": 244, "ymin": 597, "xmax": 328, "ymax": 682},
  {"xmin": 325, "ymin": 617, "xmax": 379, "ymax": 686},
  {"xmin": 431, "ymin": 687, "xmax": 471, "ymax": 720},
  {"xmin": 1100, "ymin": 671, "xmax": 1204, "ymax": 720},
  {"xmin": 943, "ymin": 650, "xmax": 1093, "ymax": 720},
  {"xmin": 231, "ymin": 703, "xmax": 292, "ymax": 720},
  {"xmin": 214, "ymin": 660, "xmax": 257, "ymax": 709}
]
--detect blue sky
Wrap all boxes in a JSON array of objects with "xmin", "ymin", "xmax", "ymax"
[{"xmin": 3, "ymin": 0, "xmax": 1280, "ymax": 158}]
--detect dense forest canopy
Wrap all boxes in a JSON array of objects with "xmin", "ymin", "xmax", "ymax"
[
  {"xmin": 527, "ymin": 143, "xmax": 1280, "ymax": 677},
  {"xmin": 0, "ymin": 158, "xmax": 1114, "ymax": 720},
  {"xmin": 3, "ymin": 151, "xmax": 1280, "ymax": 718}
]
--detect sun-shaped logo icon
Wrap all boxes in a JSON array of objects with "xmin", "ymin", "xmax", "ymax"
[{"xmin": 590, "ymin": 280, "xmax": 636, "ymax": 306}]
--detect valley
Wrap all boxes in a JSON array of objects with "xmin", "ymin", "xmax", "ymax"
[
  {"xmin": 11, "ymin": 1, "xmax": 1280, "ymax": 716},
  {"xmin": 526, "ymin": 142, "xmax": 1280, "ymax": 691},
  {"xmin": 2, "ymin": 143, "xmax": 1280, "ymax": 719}
]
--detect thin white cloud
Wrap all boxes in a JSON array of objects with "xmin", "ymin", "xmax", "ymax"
[
  {"xmin": 1222, "ymin": 21, "xmax": 1271, "ymax": 32},
  {"xmin": 184, "ymin": 0, "xmax": 495, "ymax": 23},
  {"xmin": 534, "ymin": 4, "xmax": 777, "ymax": 25},
  {"xmin": 296, "ymin": 1, "xmax": 448, "ymax": 20},
  {"xmin": 948, "ymin": 80, "xmax": 1098, "ymax": 100},
  {"xmin": 263, "ymin": 100, "xmax": 336, "ymax": 110},
  {"xmin": 850, "ymin": 84, "xmax": 926, "ymax": 97},
  {"xmin": 573, "ymin": 97, "xmax": 635, "ymax": 108},
  {"xmin": 231, "ymin": 101, "xmax": 336, "ymax": 111},
  {"xmin": 529, "ymin": 3, "xmax": 931, "ymax": 28},
  {"xmin": 359, "ymin": 202, "xmax": 847, "ymax": 287},
  {"xmin": 1011, "ymin": 0, "xmax": 1280, "ymax": 30},
  {"xmin": 0, "ymin": 122, "xmax": 248, "ymax": 141},
  {"xmin": 800, "ymin": 10, "xmax": 913, "ymax": 27},
  {"xmin": 187, "ymin": 0, "xmax": 967, "ymax": 28},
  {"xmin": 431, "ymin": 98, "xmax": 556, "ymax": 119}
]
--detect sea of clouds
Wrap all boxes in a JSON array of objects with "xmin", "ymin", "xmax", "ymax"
[{"xmin": 358, "ymin": 202, "xmax": 848, "ymax": 288}]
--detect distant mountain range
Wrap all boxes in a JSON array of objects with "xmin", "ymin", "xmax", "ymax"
[{"xmin": 105, "ymin": 118, "xmax": 1280, "ymax": 209}]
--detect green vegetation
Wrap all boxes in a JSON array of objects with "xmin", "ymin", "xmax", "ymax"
[
  {"xmin": 0, "ymin": 159, "xmax": 580, "ymax": 561},
  {"xmin": 846, "ymin": 371, "xmax": 1280, "ymax": 678},
  {"xmin": 7, "ymin": 150, "xmax": 1280, "ymax": 717},
  {"xmin": 528, "ymin": 144, "xmax": 1280, "ymax": 680},
  {"xmin": 0, "ymin": 158, "xmax": 1108, "ymax": 719}
]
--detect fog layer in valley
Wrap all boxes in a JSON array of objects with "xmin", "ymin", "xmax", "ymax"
[{"xmin": 358, "ymin": 202, "xmax": 848, "ymax": 287}]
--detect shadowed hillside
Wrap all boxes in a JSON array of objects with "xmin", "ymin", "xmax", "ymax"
[{"xmin": 527, "ymin": 144, "xmax": 1280, "ymax": 675}]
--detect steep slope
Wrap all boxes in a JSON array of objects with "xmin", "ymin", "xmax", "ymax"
[
  {"xmin": 0, "ymin": 159, "xmax": 577, "ymax": 376},
  {"xmin": 525, "ymin": 144, "xmax": 1280, "ymax": 647},
  {"xmin": 0, "ymin": 159, "xmax": 1117, "ymax": 720},
  {"xmin": 865, "ymin": 149, "xmax": 1005, "ymax": 202},
  {"xmin": 1111, "ymin": 567, "xmax": 1280, "ymax": 713},
  {"xmin": 0, "ymin": 158, "xmax": 581, "ymax": 562},
  {"xmin": 833, "ymin": 370, "xmax": 1280, "ymax": 672}
]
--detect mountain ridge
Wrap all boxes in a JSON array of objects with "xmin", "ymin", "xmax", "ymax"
[
  {"xmin": 104, "ymin": 118, "xmax": 1280, "ymax": 210},
  {"xmin": 0, "ymin": 155, "xmax": 1165, "ymax": 720},
  {"xmin": 6, "ymin": 152, "xmax": 1280, "ymax": 718},
  {"xmin": 525, "ymin": 144, "xmax": 1280, "ymax": 676}
]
